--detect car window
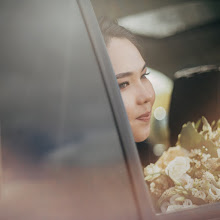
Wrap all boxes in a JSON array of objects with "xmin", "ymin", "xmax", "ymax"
[{"xmin": 0, "ymin": 1, "xmax": 143, "ymax": 219}]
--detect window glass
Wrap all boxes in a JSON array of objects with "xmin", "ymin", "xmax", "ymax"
[{"xmin": 0, "ymin": 1, "xmax": 139, "ymax": 219}]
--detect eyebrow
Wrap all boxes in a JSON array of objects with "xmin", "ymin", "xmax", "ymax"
[{"xmin": 116, "ymin": 63, "xmax": 147, "ymax": 79}]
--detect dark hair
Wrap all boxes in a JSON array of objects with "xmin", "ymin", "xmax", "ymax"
[{"xmin": 98, "ymin": 16, "xmax": 143, "ymax": 56}]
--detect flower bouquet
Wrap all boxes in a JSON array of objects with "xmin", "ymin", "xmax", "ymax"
[{"xmin": 144, "ymin": 117, "xmax": 220, "ymax": 213}]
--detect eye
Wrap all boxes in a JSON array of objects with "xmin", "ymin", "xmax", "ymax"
[
  {"xmin": 141, "ymin": 70, "xmax": 151, "ymax": 79},
  {"xmin": 118, "ymin": 82, "xmax": 129, "ymax": 89}
]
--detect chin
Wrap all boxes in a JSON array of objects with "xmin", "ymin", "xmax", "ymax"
[{"xmin": 134, "ymin": 127, "xmax": 150, "ymax": 143}]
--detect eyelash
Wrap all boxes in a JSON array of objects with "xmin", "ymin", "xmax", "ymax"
[
  {"xmin": 141, "ymin": 71, "xmax": 151, "ymax": 79},
  {"xmin": 119, "ymin": 82, "xmax": 129, "ymax": 89},
  {"xmin": 118, "ymin": 71, "xmax": 151, "ymax": 90}
]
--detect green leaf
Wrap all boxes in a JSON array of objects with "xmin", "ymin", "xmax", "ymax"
[
  {"xmin": 178, "ymin": 122, "xmax": 218, "ymax": 157},
  {"xmin": 211, "ymin": 120, "xmax": 216, "ymax": 128},
  {"xmin": 213, "ymin": 133, "xmax": 220, "ymax": 142},
  {"xmin": 202, "ymin": 116, "xmax": 212, "ymax": 132},
  {"xmin": 195, "ymin": 118, "xmax": 201, "ymax": 130},
  {"xmin": 213, "ymin": 119, "xmax": 220, "ymax": 131}
]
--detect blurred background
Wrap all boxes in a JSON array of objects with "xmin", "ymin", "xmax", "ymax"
[{"xmin": 91, "ymin": 0, "xmax": 220, "ymax": 157}]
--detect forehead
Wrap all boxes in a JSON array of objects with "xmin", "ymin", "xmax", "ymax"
[{"xmin": 107, "ymin": 38, "xmax": 145, "ymax": 74}]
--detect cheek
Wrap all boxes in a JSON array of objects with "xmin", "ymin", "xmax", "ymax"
[
  {"xmin": 151, "ymin": 84, "xmax": 156, "ymax": 103},
  {"xmin": 145, "ymin": 80, "xmax": 156, "ymax": 105},
  {"xmin": 151, "ymin": 87, "xmax": 156, "ymax": 105},
  {"xmin": 120, "ymin": 91, "xmax": 135, "ymax": 120}
]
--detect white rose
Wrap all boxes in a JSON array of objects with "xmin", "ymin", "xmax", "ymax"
[
  {"xmin": 144, "ymin": 163, "xmax": 161, "ymax": 181},
  {"xmin": 179, "ymin": 173, "xmax": 194, "ymax": 189},
  {"xmin": 144, "ymin": 163, "xmax": 161, "ymax": 176},
  {"xmin": 217, "ymin": 148, "xmax": 220, "ymax": 158},
  {"xmin": 165, "ymin": 156, "xmax": 191, "ymax": 182}
]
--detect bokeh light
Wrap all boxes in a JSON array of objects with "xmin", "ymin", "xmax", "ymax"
[{"xmin": 154, "ymin": 106, "xmax": 166, "ymax": 121}]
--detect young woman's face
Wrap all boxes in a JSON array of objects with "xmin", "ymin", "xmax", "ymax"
[{"xmin": 107, "ymin": 38, "xmax": 155, "ymax": 142}]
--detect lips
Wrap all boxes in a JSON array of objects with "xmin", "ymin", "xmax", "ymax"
[{"xmin": 136, "ymin": 111, "xmax": 151, "ymax": 122}]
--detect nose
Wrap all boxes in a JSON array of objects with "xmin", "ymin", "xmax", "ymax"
[{"xmin": 136, "ymin": 81, "xmax": 154, "ymax": 105}]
